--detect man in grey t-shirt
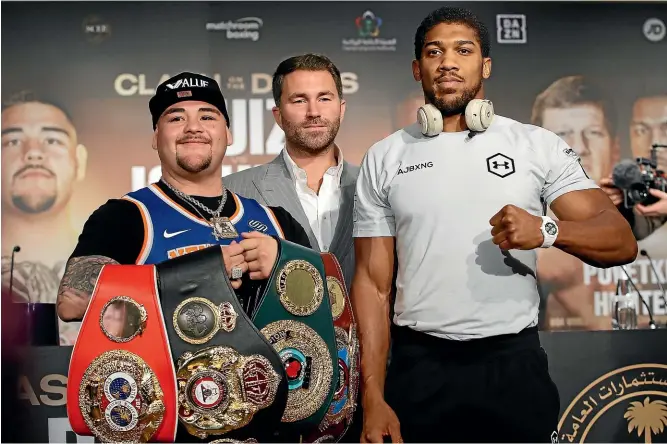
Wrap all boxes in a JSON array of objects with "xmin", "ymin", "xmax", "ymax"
[{"xmin": 350, "ymin": 6, "xmax": 638, "ymax": 444}]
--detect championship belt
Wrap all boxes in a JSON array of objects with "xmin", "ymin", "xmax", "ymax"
[
  {"xmin": 253, "ymin": 240, "xmax": 339, "ymax": 434},
  {"xmin": 67, "ymin": 265, "xmax": 178, "ymax": 443},
  {"xmin": 156, "ymin": 247, "xmax": 287, "ymax": 441},
  {"xmin": 304, "ymin": 252, "xmax": 360, "ymax": 443}
]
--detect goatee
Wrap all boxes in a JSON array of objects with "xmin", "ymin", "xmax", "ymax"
[{"xmin": 425, "ymin": 79, "xmax": 483, "ymax": 117}]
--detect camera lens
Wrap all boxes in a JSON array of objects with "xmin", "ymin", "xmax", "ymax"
[{"xmin": 628, "ymin": 183, "xmax": 649, "ymax": 206}]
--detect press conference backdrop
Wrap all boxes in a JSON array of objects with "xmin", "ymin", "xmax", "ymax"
[{"xmin": 2, "ymin": 1, "xmax": 667, "ymax": 344}]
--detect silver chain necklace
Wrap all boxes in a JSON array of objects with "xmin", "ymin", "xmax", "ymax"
[{"xmin": 160, "ymin": 178, "xmax": 238, "ymax": 240}]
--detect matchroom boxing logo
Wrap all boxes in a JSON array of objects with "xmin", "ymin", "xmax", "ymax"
[
  {"xmin": 558, "ymin": 364, "xmax": 667, "ymax": 443},
  {"xmin": 206, "ymin": 17, "xmax": 263, "ymax": 41}
]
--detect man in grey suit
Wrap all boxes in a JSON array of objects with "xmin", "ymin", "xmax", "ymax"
[{"xmin": 224, "ymin": 54, "xmax": 359, "ymax": 290}]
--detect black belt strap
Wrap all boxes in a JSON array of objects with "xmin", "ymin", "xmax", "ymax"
[{"xmin": 156, "ymin": 246, "xmax": 288, "ymax": 441}]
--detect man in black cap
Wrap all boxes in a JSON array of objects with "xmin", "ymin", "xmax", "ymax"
[{"xmin": 56, "ymin": 71, "xmax": 312, "ymax": 353}]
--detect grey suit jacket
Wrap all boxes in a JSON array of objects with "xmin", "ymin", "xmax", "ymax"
[{"xmin": 224, "ymin": 153, "xmax": 360, "ymax": 290}]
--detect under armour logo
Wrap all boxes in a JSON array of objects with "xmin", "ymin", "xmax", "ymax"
[
  {"xmin": 486, "ymin": 153, "xmax": 516, "ymax": 178},
  {"xmin": 492, "ymin": 160, "xmax": 510, "ymax": 169}
]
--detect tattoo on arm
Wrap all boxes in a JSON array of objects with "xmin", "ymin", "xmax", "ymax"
[{"xmin": 58, "ymin": 255, "xmax": 119, "ymax": 300}]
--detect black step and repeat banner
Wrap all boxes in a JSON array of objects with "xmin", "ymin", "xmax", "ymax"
[{"xmin": 2, "ymin": 2, "xmax": 667, "ymax": 344}]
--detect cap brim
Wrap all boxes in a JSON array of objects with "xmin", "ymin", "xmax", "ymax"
[{"xmin": 150, "ymin": 88, "xmax": 230, "ymax": 129}]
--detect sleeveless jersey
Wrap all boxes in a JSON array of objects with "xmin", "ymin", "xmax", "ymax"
[{"xmin": 123, "ymin": 183, "xmax": 285, "ymax": 265}]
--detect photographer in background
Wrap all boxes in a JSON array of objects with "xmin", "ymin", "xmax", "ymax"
[
  {"xmin": 600, "ymin": 92, "xmax": 667, "ymax": 242},
  {"xmin": 599, "ymin": 169, "xmax": 667, "ymax": 241}
]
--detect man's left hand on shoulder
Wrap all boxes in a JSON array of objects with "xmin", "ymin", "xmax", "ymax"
[
  {"xmin": 239, "ymin": 231, "xmax": 279, "ymax": 280},
  {"xmin": 490, "ymin": 204, "xmax": 544, "ymax": 250}
]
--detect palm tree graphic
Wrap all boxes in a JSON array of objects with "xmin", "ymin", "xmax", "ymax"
[{"xmin": 624, "ymin": 397, "xmax": 667, "ymax": 444}]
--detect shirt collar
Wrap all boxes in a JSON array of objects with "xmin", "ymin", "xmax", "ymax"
[{"xmin": 282, "ymin": 145, "xmax": 344, "ymax": 185}]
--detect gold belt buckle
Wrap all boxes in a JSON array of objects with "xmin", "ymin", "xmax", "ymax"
[
  {"xmin": 261, "ymin": 320, "xmax": 333, "ymax": 423},
  {"xmin": 176, "ymin": 346, "xmax": 280, "ymax": 439},
  {"xmin": 79, "ymin": 350, "xmax": 165, "ymax": 443}
]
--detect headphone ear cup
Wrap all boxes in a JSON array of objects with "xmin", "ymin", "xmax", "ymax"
[
  {"xmin": 417, "ymin": 104, "xmax": 443, "ymax": 137},
  {"xmin": 480, "ymin": 100, "xmax": 494, "ymax": 128},
  {"xmin": 465, "ymin": 99, "xmax": 495, "ymax": 132}
]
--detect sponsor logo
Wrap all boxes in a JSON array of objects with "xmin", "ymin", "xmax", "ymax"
[
  {"xmin": 396, "ymin": 161, "xmax": 434, "ymax": 176},
  {"xmin": 496, "ymin": 14, "xmax": 527, "ymax": 44},
  {"xmin": 342, "ymin": 11, "xmax": 396, "ymax": 52},
  {"xmin": 563, "ymin": 148, "xmax": 579, "ymax": 158},
  {"xmin": 82, "ymin": 15, "xmax": 111, "ymax": 43},
  {"xmin": 206, "ymin": 17, "xmax": 263, "ymax": 41},
  {"xmin": 248, "ymin": 220, "xmax": 268, "ymax": 232},
  {"xmin": 166, "ymin": 78, "xmax": 208, "ymax": 89},
  {"xmin": 486, "ymin": 153, "xmax": 516, "ymax": 178},
  {"xmin": 164, "ymin": 229, "xmax": 190, "ymax": 238},
  {"xmin": 558, "ymin": 364, "xmax": 667, "ymax": 443},
  {"xmin": 643, "ymin": 17, "xmax": 666, "ymax": 43}
]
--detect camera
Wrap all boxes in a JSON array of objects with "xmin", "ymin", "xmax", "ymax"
[
  {"xmin": 614, "ymin": 144, "xmax": 667, "ymax": 208},
  {"xmin": 624, "ymin": 158, "xmax": 667, "ymax": 207}
]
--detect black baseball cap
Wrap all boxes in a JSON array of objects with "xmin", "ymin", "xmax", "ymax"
[{"xmin": 148, "ymin": 72, "xmax": 230, "ymax": 129}]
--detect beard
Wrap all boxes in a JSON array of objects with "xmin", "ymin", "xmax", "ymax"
[
  {"xmin": 176, "ymin": 152, "xmax": 212, "ymax": 173},
  {"xmin": 12, "ymin": 193, "xmax": 56, "ymax": 214},
  {"xmin": 281, "ymin": 116, "xmax": 340, "ymax": 155},
  {"xmin": 10, "ymin": 166, "xmax": 58, "ymax": 213},
  {"xmin": 175, "ymin": 137, "xmax": 213, "ymax": 174},
  {"xmin": 424, "ymin": 77, "xmax": 483, "ymax": 117}
]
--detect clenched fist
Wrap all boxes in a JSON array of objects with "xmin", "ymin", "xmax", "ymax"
[{"xmin": 489, "ymin": 204, "xmax": 545, "ymax": 250}]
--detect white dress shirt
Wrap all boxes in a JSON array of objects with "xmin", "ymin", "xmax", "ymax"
[{"xmin": 283, "ymin": 147, "xmax": 343, "ymax": 251}]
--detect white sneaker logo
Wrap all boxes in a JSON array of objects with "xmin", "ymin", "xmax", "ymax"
[{"xmin": 164, "ymin": 229, "xmax": 190, "ymax": 238}]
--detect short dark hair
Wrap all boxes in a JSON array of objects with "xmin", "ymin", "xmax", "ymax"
[
  {"xmin": 531, "ymin": 75, "xmax": 617, "ymax": 138},
  {"xmin": 1, "ymin": 90, "xmax": 75, "ymax": 125},
  {"xmin": 272, "ymin": 53, "xmax": 343, "ymax": 106},
  {"xmin": 414, "ymin": 7, "xmax": 491, "ymax": 60}
]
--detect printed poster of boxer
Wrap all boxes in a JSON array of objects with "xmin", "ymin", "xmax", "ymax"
[{"xmin": 2, "ymin": 1, "xmax": 666, "ymax": 344}]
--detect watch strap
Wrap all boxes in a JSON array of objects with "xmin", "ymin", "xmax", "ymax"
[{"xmin": 540, "ymin": 216, "xmax": 558, "ymax": 248}]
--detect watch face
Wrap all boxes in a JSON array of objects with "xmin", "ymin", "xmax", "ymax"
[{"xmin": 545, "ymin": 222, "xmax": 557, "ymax": 236}]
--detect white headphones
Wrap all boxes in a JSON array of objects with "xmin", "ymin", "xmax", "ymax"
[{"xmin": 417, "ymin": 99, "xmax": 495, "ymax": 137}]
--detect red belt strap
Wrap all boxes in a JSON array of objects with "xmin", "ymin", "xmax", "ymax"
[
  {"xmin": 305, "ymin": 252, "xmax": 360, "ymax": 443},
  {"xmin": 67, "ymin": 264, "xmax": 178, "ymax": 442}
]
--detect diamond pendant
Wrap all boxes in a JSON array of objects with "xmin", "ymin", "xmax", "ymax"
[{"xmin": 211, "ymin": 216, "xmax": 238, "ymax": 240}]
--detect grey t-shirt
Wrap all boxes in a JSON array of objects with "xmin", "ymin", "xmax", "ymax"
[{"xmin": 353, "ymin": 115, "xmax": 598, "ymax": 340}]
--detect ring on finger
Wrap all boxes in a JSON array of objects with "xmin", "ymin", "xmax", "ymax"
[{"xmin": 231, "ymin": 265, "xmax": 243, "ymax": 280}]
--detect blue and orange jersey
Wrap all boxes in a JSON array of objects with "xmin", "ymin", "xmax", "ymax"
[{"xmin": 122, "ymin": 183, "xmax": 285, "ymax": 264}]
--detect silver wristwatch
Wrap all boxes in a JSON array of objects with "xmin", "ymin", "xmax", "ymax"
[{"xmin": 540, "ymin": 216, "xmax": 559, "ymax": 248}]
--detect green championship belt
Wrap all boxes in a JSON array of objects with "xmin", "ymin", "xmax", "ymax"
[
  {"xmin": 253, "ymin": 239, "xmax": 339, "ymax": 434},
  {"xmin": 156, "ymin": 247, "xmax": 288, "ymax": 442}
]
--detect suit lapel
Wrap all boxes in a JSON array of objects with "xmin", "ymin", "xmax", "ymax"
[
  {"xmin": 253, "ymin": 155, "xmax": 320, "ymax": 252},
  {"xmin": 328, "ymin": 162, "xmax": 356, "ymax": 258}
]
